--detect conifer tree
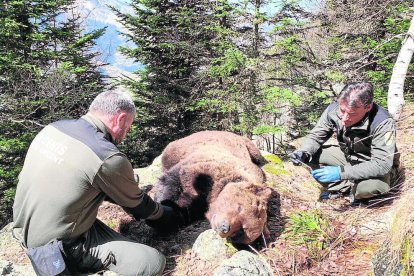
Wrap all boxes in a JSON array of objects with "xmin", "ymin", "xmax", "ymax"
[
  {"xmin": 113, "ymin": 0, "xmax": 231, "ymax": 164},
  {"xmin": 0, "ymin": 0, "xmax": 106, "ymax": 227}
]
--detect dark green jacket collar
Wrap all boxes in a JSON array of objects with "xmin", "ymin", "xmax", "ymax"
[{"xmin": 81, "ymin": 114, "xmax": 114, "ymax": 143}]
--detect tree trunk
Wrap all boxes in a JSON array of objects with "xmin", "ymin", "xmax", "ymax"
[{"xmin": 387, "ymin": 15, "xmax": 414, "ymax": 120}]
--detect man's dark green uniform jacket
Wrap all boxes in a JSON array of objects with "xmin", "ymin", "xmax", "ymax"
[
  {"xmin": 13, "ymin": 114, "xmax": 162, "ymax": 248},
  {"xmin": 301, "ymin": 102, "xmax": 398, "ymax": 181}
]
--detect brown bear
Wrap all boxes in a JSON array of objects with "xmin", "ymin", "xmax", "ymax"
[{"xmin": 154, "ymin": 130, "xmax": 272, "ymax": 244}]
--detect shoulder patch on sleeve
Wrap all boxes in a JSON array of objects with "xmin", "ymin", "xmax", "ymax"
[{"xmin": 384, "ymin": 131, "xmax": 394, "ymax": 146}]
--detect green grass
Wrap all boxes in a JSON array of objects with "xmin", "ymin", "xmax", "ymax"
[
  {"xmin": 401, "ymin": 238, "xmax": 414, "ymax": 275},
  {"xmin": 224, "ymin": 239, "xmax": 238, "ymax": 255},
  {"xmin": 282, "ymin": 210, "xmax": 333, "ymax": 261},
  {"xmin": 3, "ymin": 188, "xmax": 16, "ymax": 203}
]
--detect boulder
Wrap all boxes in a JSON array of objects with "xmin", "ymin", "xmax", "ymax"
[
  {"xmin": 133, "ymin": 155, "xmax": 163, "ymax": 188},
  {"xmin": 213, "ymin": 250, "xmax": 273, "ymax": 276},
  {"xmin": 192, "ymin": 229, "xmax": 237, "ymax": 261},
  {"xmin": 372, "ymin": 240, "xmax": 402, "ymax": 276}
]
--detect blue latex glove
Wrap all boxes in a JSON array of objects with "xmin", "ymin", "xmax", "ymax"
[{"xmin": 311, "ymin": 166, "xmax": 341, "ymax": 183}]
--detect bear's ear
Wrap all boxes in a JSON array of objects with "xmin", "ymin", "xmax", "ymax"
[{"xmin": 178, "ymin": 165, "xmax": 200, "ymax": 198}]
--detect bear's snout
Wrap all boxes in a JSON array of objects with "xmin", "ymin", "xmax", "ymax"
[
  {"xmin": 210, "ymin": 214, "xmax": 231, "ymax": 237},
  {"xmin": 216, "ymin": 221, "xmax": 230, "ymax": 235}
]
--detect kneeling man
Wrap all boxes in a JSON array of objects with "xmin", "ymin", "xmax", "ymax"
[{"xmin": 290, "ymin": 82, "xmax": 399, "ymax": 205}]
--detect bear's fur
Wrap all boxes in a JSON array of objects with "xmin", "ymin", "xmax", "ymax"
[
  {"xmin": 206, "ymin": 181, "xmax": 271, "ymax": 244},
  {"xmin": 154, "ymin": 130, "xmax": 272, "ymax": 244}
]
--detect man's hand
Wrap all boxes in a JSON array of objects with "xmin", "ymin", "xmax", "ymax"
[
  {"xmin": 146, "ymin": 205, "xmax": 179, "ymax": 235},
  {"xmin": 311, "ymin": 166, "xmax": 341, "ymax": 183},
  {"xmin": 288, "ymin": 150, "xmax": 310, "ymax": 166}
]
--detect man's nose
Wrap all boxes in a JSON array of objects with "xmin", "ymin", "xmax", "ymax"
[{"xmin": 341, "ymin": 113, "xmax": 350, "ymax": 122}]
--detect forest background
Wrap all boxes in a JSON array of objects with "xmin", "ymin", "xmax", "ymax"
[{"xmin": 0, "ymin": 0, "xmax": 413, "ymax": 229}]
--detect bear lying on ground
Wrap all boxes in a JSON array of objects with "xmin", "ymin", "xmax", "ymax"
[{"xmin": 154, "ymin": 130, "xmax": 272, "ymax": 244}]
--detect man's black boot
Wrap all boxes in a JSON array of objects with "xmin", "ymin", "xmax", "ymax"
[
  {"xmin": 319, "ymin": 190, "xmax": 342, "ymax": 201},
  {"xmin": 349, "ymin": 193, "xmax": 369, "ymax": 207}
]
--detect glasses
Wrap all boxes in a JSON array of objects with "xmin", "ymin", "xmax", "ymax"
[{"xmin": 336, "ymin": 109, "xmax": 357, "ymax": 120}]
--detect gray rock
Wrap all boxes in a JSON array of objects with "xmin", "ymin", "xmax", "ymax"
[
  {"xmin": 0, "ymin": 259, "xmax": 36, "ymax": 276},
  {"xmin": 133, "ymin": 155, "xmax": 162, "ymax": 188},
  {"xmin": 192, "ymin": 229, "xmax": 237, "ymax": 261},
  {"xmin": 0, "ymin": 223, "xmax": 35, "ymax": 276},
  {"xmin": 372, "ymin": 240, "xmax": 402, "ymax": 276},
  {"xmin": 360, "ymin": 210, "xmax": 392, "ymax": 236},
  {"xmin": 213, "ymin": 251, "xmax": 273, "ymax": 276}
]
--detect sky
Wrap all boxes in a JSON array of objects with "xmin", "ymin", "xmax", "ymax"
[{"xmin": 76, "ymin": 0, "xmax": 139, "ymax": 78}]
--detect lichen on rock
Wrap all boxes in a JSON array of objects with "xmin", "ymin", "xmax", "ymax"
[
  {"xmin": 213, "ymin": 250, "xmax": 273, "ymax": 276},
  {"xmin": 192, "ymin": 229, "xmax": 237, "ymax": 261}
]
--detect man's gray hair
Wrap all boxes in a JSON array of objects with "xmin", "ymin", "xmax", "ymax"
[
  {"xmin": 338, "ymin": 82, "xmax": 374, "ymax": 108},
  {"xmin": 89, "ymin": 89, "xmax": 136, "ymax": 116}
]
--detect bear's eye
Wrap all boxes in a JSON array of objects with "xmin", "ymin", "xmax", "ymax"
[{"xmin": 238, "ymin": 205, "xmax": 242, "ymax": 212}]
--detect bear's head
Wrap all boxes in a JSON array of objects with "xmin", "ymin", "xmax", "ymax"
[{"xmin": 205, "ymin": 181, "xmax": 272, "ymax": 244}]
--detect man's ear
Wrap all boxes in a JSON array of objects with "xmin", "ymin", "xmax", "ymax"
[
  {"xmin": 366, "ymin": 103, "xmax": 373, "ymax": 112},
  {"xmin": 115, "ymin": 112, "xmax": 127, "ymax": 127}
]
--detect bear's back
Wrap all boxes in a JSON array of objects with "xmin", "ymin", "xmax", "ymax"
[{"xmin": 161, "ymin": 131, "xmax": 256, "ymax": 171}]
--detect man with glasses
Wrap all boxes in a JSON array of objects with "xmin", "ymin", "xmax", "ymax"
[{"xmin": 289, "ymin": 82, "xmax": 399, "ymax": 205}]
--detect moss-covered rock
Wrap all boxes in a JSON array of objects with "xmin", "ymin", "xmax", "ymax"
[
  {"xmin": 262, "ymin": 152, "xmax": 283, "ymax": 165},
  {"xmin": 133, "ymin": 155, "xmax": 163, "ymax": 188},
  {"xmin": 263, "ymin": 163, "xmax": 290, "ymax": 176},
  {"xmin": 261, "ymin": 152, "xmax": 289, "ymax": 176},
  {"xmin": 192, "ymin": 229, "xmax": 237, "ymax": 261}
]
